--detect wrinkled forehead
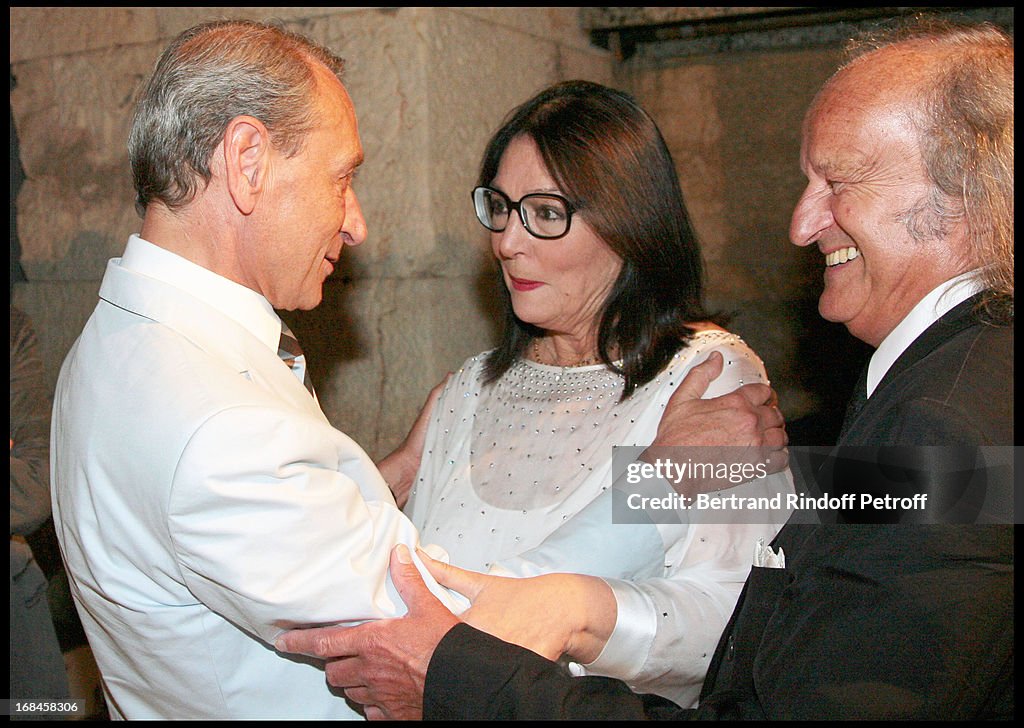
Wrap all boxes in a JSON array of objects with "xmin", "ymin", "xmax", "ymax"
[
  {"xmin": 309, "ymin": 62, "xmax": 363, "ymax": 162},
  {"xmin": 810, "ymin": 43, "xmax": 936, "ymax": 123},
  {"xmin": 310, "ymin": 61, "xmax": 354, "ymax": 121},
  {"xmin": 800, "ymin": 80, "xmax": 927, "ymax": 183},
  {"xmin": 804, "ymin": 50, "xmax": 929, "ymax": 139}
]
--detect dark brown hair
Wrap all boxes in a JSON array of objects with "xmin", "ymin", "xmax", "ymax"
[{"xmin": 479, "ymin": 80, "xmax": 721, "ymax": 399}]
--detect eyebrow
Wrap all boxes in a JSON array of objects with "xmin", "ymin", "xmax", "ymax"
[
  {"xmin": 489, "ymin": 182, "xmax": 564, "ymax": 196},
  {"xmin": 336, "ymin": 152, "xmax": 364, "ymax": 177},
  {"xmin": 810, "ymin": 142, "xmax": 880, "ymax": 180}
]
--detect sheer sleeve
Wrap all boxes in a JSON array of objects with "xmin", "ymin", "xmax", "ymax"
[
  {"xmin": 583, "ymin": 337, "xmax": 793, "ymax": 706},
  {"xmin": 486, "ymin": 477, "xmax": 681, "ymax": 581},
  {"xmin": 583, "ymin": 492, "xmax": 790, "ymax": 706}
]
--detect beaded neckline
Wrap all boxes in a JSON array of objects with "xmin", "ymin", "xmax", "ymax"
[
  {"xmin": 530, "ymin": 338, "xmax": 602, "ymax": 368},
  {"xmin": 519, "ymin": 356, "xmax": 622, "ymax": 385}
]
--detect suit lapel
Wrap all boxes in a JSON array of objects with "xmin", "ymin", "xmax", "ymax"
[
  {"xmin": 837, "ymin": 364, "xmax": 870, "ymax": 440},
  {"xmin": 874, "ymin": 294, "xmax": 982, "ymax": 393},
  {"xmin": 837, "ymin": 294, "xmax": 983, "ymax": 441}
]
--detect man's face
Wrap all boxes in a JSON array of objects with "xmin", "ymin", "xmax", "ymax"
[
  {"xmin": 244, "ymin": 64, "xmax": 366, "ymax": 311},
  {"xmin": 788, "ymin": 61, "xmax": 962, "ymax": 347}
]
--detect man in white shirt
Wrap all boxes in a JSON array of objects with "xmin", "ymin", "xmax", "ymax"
[
  {"xmin": 49, "ymin": 19, "xmax": 447, "ymax": 720},
  {"xmin": 51, "ymin": 19, "xmax": 786, "ymax": 720}
]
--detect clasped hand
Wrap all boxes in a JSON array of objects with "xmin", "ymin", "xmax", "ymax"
[
  {"xmin": 275, "ymin": 545, "xmax": 605, "ymax": 721},
  {"xmin": 275, "ymin": 350, "xmax": 788, "ymax": 720}
]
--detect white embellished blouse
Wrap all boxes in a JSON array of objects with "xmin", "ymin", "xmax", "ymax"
[{"xmin": 406, "ymin": 329, "xmax": 792, "ymax": 708}]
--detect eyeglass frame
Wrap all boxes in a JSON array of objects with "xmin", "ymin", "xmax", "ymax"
[{"xmin": 471, "ymin": 185, "xmax": 579, "ymax": 240}]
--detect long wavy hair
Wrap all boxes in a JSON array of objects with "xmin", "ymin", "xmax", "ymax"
[{"xmin": 479, "ymin": 81, "xmax": 720, "ymax": 400}]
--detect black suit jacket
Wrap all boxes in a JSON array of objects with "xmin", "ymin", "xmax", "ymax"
[{"xmin": 424, "ymin": 296, "xmax": 1014, "ymax": 720}]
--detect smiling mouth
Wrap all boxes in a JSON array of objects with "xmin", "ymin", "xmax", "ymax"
[{"xmin": 825, "ymin": 246, "xmax": 860, "ymax": 267}]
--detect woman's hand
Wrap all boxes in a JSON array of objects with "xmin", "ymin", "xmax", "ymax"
[{"xmin": 423, "ymin": 552, "xmax": 617, "ymax": 665}]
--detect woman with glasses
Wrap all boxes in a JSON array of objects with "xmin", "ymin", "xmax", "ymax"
[{"xmin": 400, "ymin": 80, "xmax": 791, "ymax": 708}]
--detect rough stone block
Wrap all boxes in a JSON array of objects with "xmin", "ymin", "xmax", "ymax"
[
  {"xmin": 294, "ymin": 273, "xmax": 503, "ymax": 459},
  {"xmin": 10, "ymin": 8, "xmax": 160, "ymax": 63},
  {"xmin": 11, "ymin": 43, "xmax": 159, "ymax": 280},
  {"xmin": 457, "ymin": 8, "xmax": 597, "ymax": 52}
]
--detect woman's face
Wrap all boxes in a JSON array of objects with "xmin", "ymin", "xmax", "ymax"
[{"xmin": 489, "ymin": 135, "xmax": 623, "ymax": 338}]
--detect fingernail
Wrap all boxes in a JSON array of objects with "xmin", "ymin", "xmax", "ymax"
[{"xmin": 395, "ymin": 544, "xmax": 412, "ymax": 563}]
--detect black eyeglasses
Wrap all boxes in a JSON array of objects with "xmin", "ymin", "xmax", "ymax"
[{"xmin": 471, "ymin": 186, "xmax": 578, "ymax": 240}]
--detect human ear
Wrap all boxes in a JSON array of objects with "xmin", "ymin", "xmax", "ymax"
[{"xmin": 223, "ymin": 115, "xmax": 268, "ymax": 215}]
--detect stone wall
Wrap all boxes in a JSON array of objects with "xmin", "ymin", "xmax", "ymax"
[
  {"xmin": 17, "ymin": 7, "xmax": 984, "ymax": 455},
  {"xmin": 10, "ymin": 7, "xmax": 614, "ymax": 458}
]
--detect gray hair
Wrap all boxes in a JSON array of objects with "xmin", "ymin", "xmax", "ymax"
[
  {"xmin": 844, "ymin": 18, "xmax": 1013, "ymax": 322},
  {"xmin": 128, "ymin": 20, "xmax": 346, "ymax": 215}
]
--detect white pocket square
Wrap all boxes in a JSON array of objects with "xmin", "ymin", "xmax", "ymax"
[{"xmin": 753, "ymin": 537, "xmax": 785, "ymax": 568}]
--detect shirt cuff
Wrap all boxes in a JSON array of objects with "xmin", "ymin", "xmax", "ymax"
[{"xmin": 580, "ymin": 578, "xmax": 656, "ymax": 680}]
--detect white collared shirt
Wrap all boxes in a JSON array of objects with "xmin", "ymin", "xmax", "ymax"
[
  {"xmin": 866, "ymin": 270, "xmax": 984, "ymax": 398},
  {"xmin": 55, "ymin": 234, "xmax": 460, "ymax": 718},
  {"xmin": 120, "ymin": 234, "xmax": 282, "ymax": 355}
]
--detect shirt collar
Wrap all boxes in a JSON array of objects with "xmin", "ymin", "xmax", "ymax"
[
  {"xmin": 119, "ymin": 234, "xmax": 282, "ymax": 353},
  {"xmin": 865, "ymin": 270, "xmax": 984, "ymax": 397}
]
